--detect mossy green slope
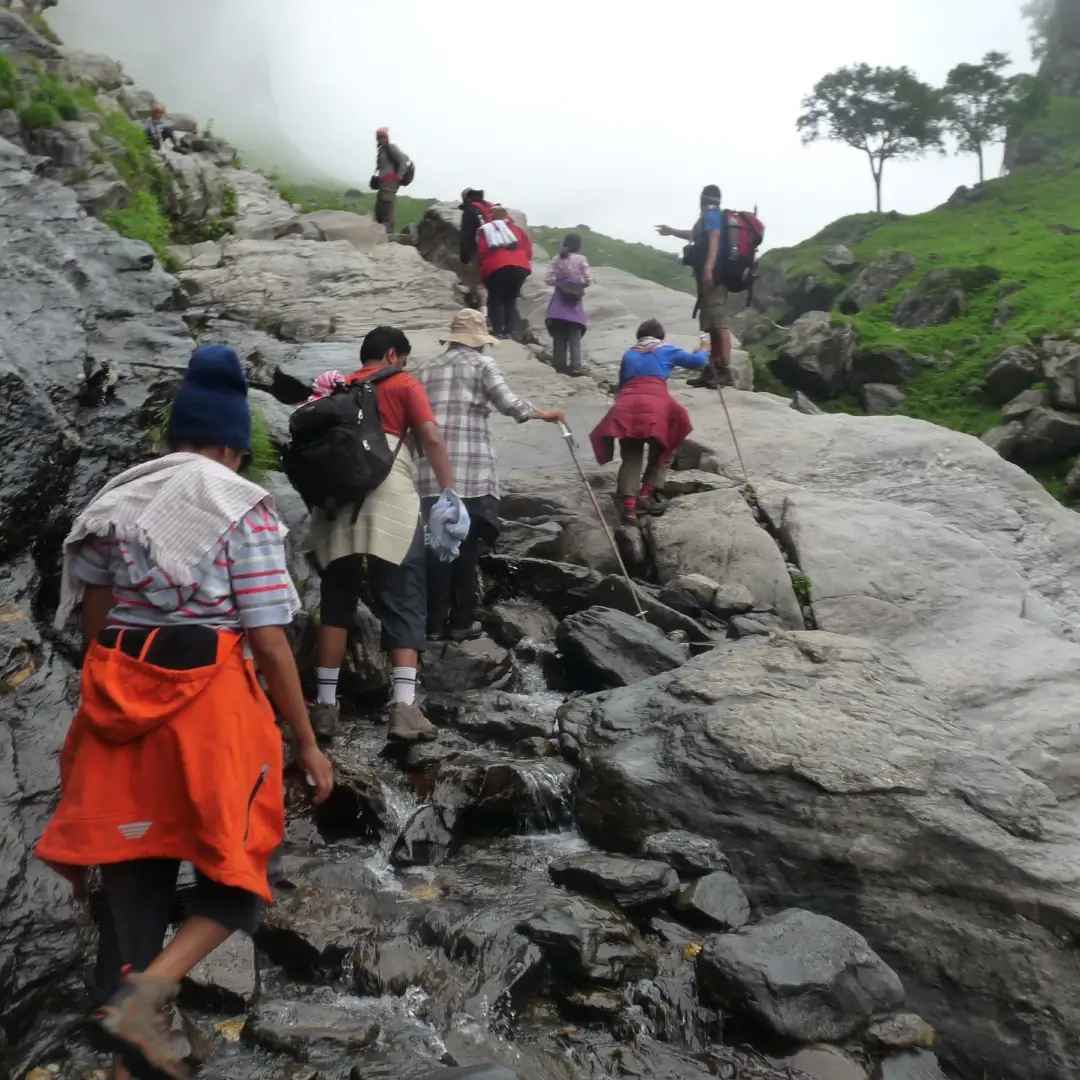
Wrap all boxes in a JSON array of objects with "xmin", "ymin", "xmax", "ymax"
[{"xmin": 271, "ymin": 181, "xmax": 434, "ymax": 233}]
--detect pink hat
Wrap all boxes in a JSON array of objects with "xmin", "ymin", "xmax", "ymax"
[{"xmin": 376, "ymin": 127, "xmax": 389, "ymax": 136}]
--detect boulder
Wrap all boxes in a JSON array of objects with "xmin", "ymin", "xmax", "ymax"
[
  {"xmin": 980, "ymin": 421, "xmax": 1023, "ymax": 458},
  {"xmin": 641, "ymin": 831, "xmax": 731, "ymax": 878},
  {"xmin": 672, "ymin": 871, "xmax": 750, "ymax": 930},
  {"xmin": 423, "ymin": 637, "xmax": 512, "ymax": 693},
  {"xmin": 483, "ymin": 556, "xmax": 602, "ymax": 619},
  {"xmin": 711, "ymin": 583, "xmax": 756, "ymax": 617},
  {"xmin": 549, "ymin": 852, "xmax": 681, "ymax": 908},
  {"xmin": 859, "ymin": 383, "xmax": 907, "ymax": 414},
  {"xmin": 161, "ymin": 150, "xmax": 228, "ymax": 227},
  {"xmin": 837, "ymin": 252, "xmax": 915, "ymax": 314},
  {"xmin": 243, "ymin": 999, "xmax": 379, "ymax": 1062},
  {"xmin": 587, "ymin": 575, "xmax": 714, "ymax": 643},
  {"xmin": 649, "ymin": 487, "xmax": 802, "ymax": 627},
  {"xmin": 848, "ymin": 347, "xmax": 920, "ymax": 388},
  {"xmin": 771, "ymin": 311, "xmax": 857, "ymax": 398},
  {"xmin": 300, "ymin": 209, "xmax": 388, "ymax": 251},
  {"xmin": 517, "ymin": 898, "xmax": 658, "ymax": 985},
  {"xmin": 390, "ymin": 805, "xmax": 454, "ymax": 868},
  {"xmin": 416, "ymin": 1069, "xmax": 518, "ymax": 1080},
  {"xmin": 865, "ymin": 1013, "xmax": 935, "ymax": 1051},
  {"xmin": 496, "ymin": 520, "xmax": 563, "ymax": 561},
  {"xmin": 821, "ymin": 244, "xmax": 856, "ymax": 271},
  {"xmin": 696, "ymin": 908, "xmax": 905, "ymax": 1042},
  {"xmin": 1001, "ymin": 386, "xmax": 1048, "ymax": 421},
  {"xmin": 657, "ymin": 573, "xmax": 720, "ymax": 614},
  {"xmin": 554, "ymin": 606, "xmax": 687, "ymax": 690},
  {"xmin": 785, "ymin": 1047, "xmax": 868, "ymax": 1080},
  {"xmin": 1042, "ymin": 337, "xmax": 1080, "ymax": 410},
  {"xmin": 353, "ymin": 937, "xmax": 437, "ymax": 997},
  {"xmin": 1013, "ymin": 406, "xmax": 1080, "ymax": 464},
  {"xmin": 561, "ymin": 629, "xmax": 1080, "ymax": 1080},
  {"xmin": 482, "ymin": 601, "xmax": 558, "ymax": 649},
  {"xmin": 984, "ymin": 345, "xmax": 1042, "ymax": 405},
  {"xmin": 58, "ymin": 47, "xmax": 126, "ymax": 90}
]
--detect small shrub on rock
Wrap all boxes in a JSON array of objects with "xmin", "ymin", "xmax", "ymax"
[
  {"xmin": 32, "ymin": 74, "xmax": 77, "ymax": 121},
  {"xmin": 19, "ymin": 100, "xmax": 60, "ymax": 131}
]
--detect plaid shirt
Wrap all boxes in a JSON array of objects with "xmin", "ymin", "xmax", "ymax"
[{"xmin": 415, "ymin": 345, "xmax": 534, "ymax": 499}]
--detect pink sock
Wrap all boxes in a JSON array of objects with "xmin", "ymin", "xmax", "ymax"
[
  {"xmin": 622, "ymin": 496, "xmax": 637, "ymax": 510},
  {"xmin": 640, "ymin": 483, "xmax": 656, "ymax": 498}
]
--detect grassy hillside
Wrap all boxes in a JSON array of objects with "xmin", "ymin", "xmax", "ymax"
[
  {"xmin": 271, "ymin": 180, "xmax": 435, "ymax": 233},
  {"xmin": 530, "ymin": 225, "xmax": 694, "ymax": 294},
  {"xmin": 752, "ymin": 95, "xmax": 1080, "ymax": 500}
]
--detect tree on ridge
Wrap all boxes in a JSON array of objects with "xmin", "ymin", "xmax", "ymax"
[{"xmin": 797, "ymin": 64, "xmax": 945, "ymax": 213}]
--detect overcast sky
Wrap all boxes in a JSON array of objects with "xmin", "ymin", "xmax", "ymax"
[{"xmin": 52, "ymin": 0, "xmax": 1032, "ymax": 253}]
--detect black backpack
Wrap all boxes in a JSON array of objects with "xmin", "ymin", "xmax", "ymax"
[{"xmin": 282, "ymin": 368, "xmax": 404, "ymax": 520}]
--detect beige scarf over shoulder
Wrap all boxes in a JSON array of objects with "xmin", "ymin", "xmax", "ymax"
[{"xmin": 308, "ymin": 448, "xmax": 420, "ymax": 567}]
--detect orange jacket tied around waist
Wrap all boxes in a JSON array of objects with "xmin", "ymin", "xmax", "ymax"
[{"xmin": 34, "ymin": 628, "xmax": 285, "ymax": 903}]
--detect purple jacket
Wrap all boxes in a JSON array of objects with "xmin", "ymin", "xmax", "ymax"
[{"xmin": 545, "ymin": 253, "xmax": 592, "ymax": 326}]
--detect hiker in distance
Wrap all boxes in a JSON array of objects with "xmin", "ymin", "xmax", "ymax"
[
  {"xmin": 371, "ymin": 127, "xmax": 415, "ymax": 234},
  {"xmin": 656, "ymin": 184, "xmax": 743, "ymax": 389},
  {"xmin": 477, "ymin": 206, "xmax": 533, "ymax": 340},
  {"xmin": 590, "ymin": 319, "xmax": 708, "ymax": 527},
  {"xmin": 35, "ymin": 346, "xmax": 334, "ymax": 1080},
  {"xmin": 546, "ymin": 231, "xmax": 592, "ymax": 377},
  {"xmin": 459, "ymin": 186, "xmax": 494, "ymax": 321},
  {"xmin": 301, "ymin": 326, "xmax": 458, "ymax": 744},
  {"xmin": 415, "ymin": 309, "xmax": 566, "ymax": 641},
  {"xmin": 144, "ymin": 102, "xmax": 177, "ymax": 150}
]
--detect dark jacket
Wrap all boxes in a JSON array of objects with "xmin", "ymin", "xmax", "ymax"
[{"xmin": 459, "ymin": 197, "xmax": 493, "ymax": 265}]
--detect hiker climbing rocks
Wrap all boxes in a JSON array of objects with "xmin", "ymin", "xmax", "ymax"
[
  {"xmin": 371, "ymin": 127, "xmax": 414, "ymax": 234},
  {"xmin": 459, "ymin": 186, "xmax": 495, "ymax": 320},
  {"xmin": 416, "ymin": 309, "xmax": 565, "ymax": 640},
  {"xmin": 545, "ymin": 231, "xmax": 592, "ymax": 376},
  {"xmin": 143, "ymin": 103, "xmax": 177, "ymax": 150},
  {"xmin": 301, "ymin": 326, "xmax": 457, "ymax": 743},
  {"xmin": 477, "ymin": 207, "xmax": 533, "ymax": 340},
  {"xmin": 657, "ymin": 185, "xmax": 763, "ymax": 389},
  {"xmin": 590, "ymin": 319, "xmax": 708, "ymax": 527},
  {"xmin": 34, "ymin": 345, "xmax": 334, "ymax": 1080}
]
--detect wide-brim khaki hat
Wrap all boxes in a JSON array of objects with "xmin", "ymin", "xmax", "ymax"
[{"xmin": 440, "ymin": 308, "xmax": 497, "ymax": 349}]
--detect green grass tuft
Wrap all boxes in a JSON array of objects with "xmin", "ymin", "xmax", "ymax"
[
  {"xmin": 104, "ymin": 190, "xmax": 172, "ymax": 264},
  {"xmin": 221, "ymin": 183, "xmax": 238, "ymax": 218},
  {"xmin": 148, "ymin": 400, "xmax": 279, "ymax": 480},
  {"xmin": 31, "ymin": 73, "xmax": 77, "ymax": 121},
  {"xmin": 0, "ymin": 51, "xmax": 20, "ymax": 111},
  {"xmin": 18, "ymin": 99, "xmax": 60, "ymax": 131}
]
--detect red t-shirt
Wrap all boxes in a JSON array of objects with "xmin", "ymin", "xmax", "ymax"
[{"xmin": 347, "ymin": 364, "xmax": 435, "ymax": 439}]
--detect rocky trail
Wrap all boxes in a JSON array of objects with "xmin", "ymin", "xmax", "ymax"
[{"xmin": 4, "ymin": 10, "xmax": 1080, "ymax": 1080}]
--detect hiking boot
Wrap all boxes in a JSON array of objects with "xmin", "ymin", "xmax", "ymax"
[
  {"xmin": 687, "ymin": 372, "xmax": 715, "ymax": 388},
  {"xmin": 309, "ymin": 701, "xmax": 339, "ymax": 741},
  {"xmin": 93, "ymin": 972, "xmax": 189, "ymax": 1080},
  {"xmin": 447, "ymin": 622, "xmax": 483, "ymax": 643},
  {"xmin": 637, "ymin": 491, "xmax": 669, "ymax": 517},
  {"xmin": 714, "ymin": 366, "xmax": 735, "ymax": 388},
  {"xmin": 620, "ymin": 502, "xmax": 640, "ymax": 528},
  {"xmin": 387, "ymin": 701, "xmax": 439, "ymax": 742}
]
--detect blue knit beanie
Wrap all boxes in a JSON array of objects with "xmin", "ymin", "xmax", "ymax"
[{"xmin": 168, "ymin": 345, "xmax": 252, "ymax": 452}]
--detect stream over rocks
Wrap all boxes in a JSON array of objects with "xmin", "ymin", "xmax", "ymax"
[{"xmin": 4, "ymin": 12, "xmax": 1080, "ymax": 1077}]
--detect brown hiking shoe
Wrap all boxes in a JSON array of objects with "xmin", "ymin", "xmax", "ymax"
[
  {"xmin": 387, "ymin": 701, "xmax": 438, "ymax": 742},
  {"xmin": 637, "ymin": 491, "xmax": 669, "ymax": 517},
  {"xmin": 93, "ymin": 972, "xmax": 189, "ymax": 1080},
  {"xmin": 309, "ymin": 701, "xmax": 339, "ymax": 741}
]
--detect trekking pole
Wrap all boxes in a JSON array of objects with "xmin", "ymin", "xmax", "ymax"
[
  {"xmin": 558, "ymin": 422, "xmax": 649, "ymax": 620},
  {"xmin": 716, "ymin": 384, "xmax": 752, "ymax": 489}
]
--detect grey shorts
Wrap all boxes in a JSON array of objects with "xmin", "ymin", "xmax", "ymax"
[{"xmin": 699, "ymin": 283, "xmax": 730, "ymax": 331}]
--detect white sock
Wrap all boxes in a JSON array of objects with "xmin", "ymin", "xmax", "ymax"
[
  {"xmin": 316, "ymin": 667, "xmax": 339, "ymax": 705},
  {"xmin": 480, "ymin": 305, "xmax": 488, "ymax": 319},
  {"xmin": 392, "ymin": 666, "xmax": 417, "ymax": 705}
]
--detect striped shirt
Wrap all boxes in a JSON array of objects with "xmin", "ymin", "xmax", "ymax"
[
  {"xmin": 414, "ymin": 345, "xmax": 534, "ymax": 499},
  {"xmin": 74, "ymin": 504, "xmax": 294, "ymax": 631}
]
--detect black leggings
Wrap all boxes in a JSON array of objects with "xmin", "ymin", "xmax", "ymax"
[
  {"xmin": 91, "ymin": 859, "xmax": 265, "ymax": 1003},
  {"xmin": 486, "ymin": 266, "xmax": 530, "ymax": 337}
]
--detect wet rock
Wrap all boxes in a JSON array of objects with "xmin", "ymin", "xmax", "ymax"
[
  {"xmin": 354, "ymin": 938, "xmax": 438, "ymax": 997},
  {"xmin": 1043, "ymin": 337, "xmax": 1080, "ymax": 410},
  {"xmin": 984, "ymin": 345, "xmax": 1042, "ymax": 405},
  {"xmin": 496, "ymin": 520, "xmax": 563, "ymax": 561},
  {"xmin": 447, "ymin": 694, "xmax": 552, "ymax": 742},
  {"xmin": 181, "ymin": 932, "xmax": 258, "ymax": 1012},
  {"xmin": 641, "ymin": 832, "xmax": 730, "ymax": 878},
  {"xmin": 711, "ymin": 583, "xmax": 756, "ymax": 617},
  {"xmin": 658, "ymin": 574, "xmax": 720, "ymax": 615},
  {"xmin": 858, "ymin": 382, "xmax": 906, "ymax": 414},
  {"xmin": 404, "ymin": 734, "xmax": 472, "ymax": 770},
  {"xmin": 771, "ymin": 311, "xmax": 857, "ymax": 398},
  {"xmin": 791, "ymin": 391, "xmax": 824, "ymax": 415},
  {"xmin": 518, "ymin": 899, "xmax": 657, "ymax": 985},
  {"xmin": 672, "ymin": 872, "xmax": 750, "ymax": 930},
  {"xmin": 650, "ymin": 488, "xmax": 802, "ymax": 626},
  {"xmin": 290, "ymin": 759, "xmax": 385, "ymax": 843},
  {"xmin": 482, "ymin": 601, "xmax": 557, "ymax": 649},
  {"xmin": 786, "ymin": 1046, "xmax": 868, "ymax": 1080},
  {"xmin": 822, "ymin": 245, "xmax": 856, "ymax": 271},
  {"xmin": 391, "ymin": 804, "xmax": 454, "ymax": 867},
  {"xmin": 848, "ymin": 348, "xmax": 920, "ymax": 388},
  {"xmin": 837, "ymin": 252, "xmax": 915, "ymax": 314},
  {"xmin": 696, "ymin": 908, "xmax": 905, "ymax": 1042},
  {"xmin": 870, "ymin": 1051, "xmax": 946, "ymax": 1080},
  {"xmin": 437, "ymin": 755, "xmax": 575, "ymax": 832},
  {"xmin": 980, "ymin": 420, "xmax": 1025, "ymax": 459},
  {"xmin": 483, "ymin": 555, "xmax": 602, "ymax": 618},
  {"xmin": 423, "ymin": 637, "xmax": 513, "ymax": 693},
  {"xmin": 864, "ymin": 1014, "xmax": 935, "ymax": 1051},
  {"xmin": 588, "ymin": 575, "xmax": 714, "ymax": 643},
  {"xmin": 414, "ymin": 1068, "xmax": 518, "ymax": 1080},
  {"xmin": 555, "ymin": 606, "xmax": 687, "ymax": 690},
  {"xmin": 1013, "ymin": 406, "xmax": 1080, "ymax": 464},
  {"xmin": 549, "ymin": 852, "xmax": 680, "ymax": 908},
  {"xmin": 558, "ymin": 986, "xmax": 625, "ymax": 1021},
  {"xmin": 243, "ymin": 999, "xmax": 379, "ymax": 1062}
]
